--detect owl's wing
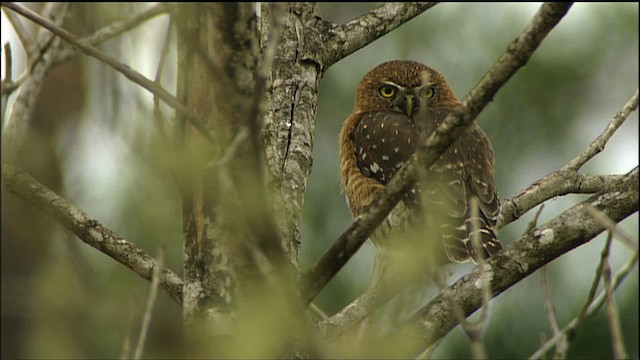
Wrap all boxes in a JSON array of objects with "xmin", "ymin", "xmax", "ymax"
[{"xmin": 427, "ymin": 123, "xmax": 501, "ymax": 263}]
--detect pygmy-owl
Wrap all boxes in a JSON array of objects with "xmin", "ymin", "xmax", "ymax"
[{"xmin": 339, "ymin": 60, "xmax": 501, "ymax": 280}]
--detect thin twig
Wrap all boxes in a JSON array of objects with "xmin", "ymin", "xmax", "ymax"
[
  {"xmin": 1, "ymin": 6, "xmax": 65, "ymax": 162},
  {"xmin": 523, "ymin": 204, "xmax": 546, "ymax": 235},
  {"xmin": 301, "ymin": 1, "xmax": 574, "ymax": 307},
  {"xmin": 3, "ymin": 6, "xmax": 37, "ymax": 56},
  {"xmin": 539, "ymin": 265, "xmax": 567, "ymax": 359},
  {"xmin": 152, "ymin": 16, "xmax": 174, "ymax": 142},
  {"xmin": 84, "ymin": 3, "xmax": 171, "ymax": 47},
  {"xmin": 134, "ymin": 248, "xmax": 164, "ymax": 360},
  {"xmin": 34, "ymin": 3, "xmax": 68, "ymax": 53},
  {"xmin": 53, "ymin": 3, "xmax": 171, "ymax": 67},
  {"xmin": 601, "ymin": 241, "xmax": 628, "ymax": 359},
  {"xmin": 1, "ymin": 42, "xmax": 12, "ymax": 127},
  {"xmin": 1, "ymin": 2, "xmax": 216, "ymax": 144},
  {"xmin": 564, "ymin": 89, "xmax": 639, "ymax": 171},
  {"xmin": 586, "ymin": 205, "xmax": 638, "ymax": 251},
  {"xmin": 2, "ymin": 42, "xmax": 12, "ymax": 80},
  {"xmin": 529, "ymin": 235, "xmax": 639, "ymax": 360},
  {"xmin": 119, "ymin": 292, "xmax": 141, "ymax": 360}
]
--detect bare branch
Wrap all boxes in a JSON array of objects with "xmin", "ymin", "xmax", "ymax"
[
  {"xmin": 321, "ymin": 2, "xmax": 438, "ymax": 68},
  {"xmin": 3, "ymin": 5, "xmax": 37, "ymax": 56},
  {"xmin": 565, "ymin": 89, "xmax": 639, "ymax": 171},
  {"xmin": 499, "ymin": 172, "xmax": 629, "ymax": 228},
  {"xmin": 83, "ymin": 3, "xmax": 170, "ymax": 47},
  {"xmin": 1, "ymin": 42, "xmax": 12, "ymax": 126},
  {"xmin": 1, "ymin": 2, "xmax": 216, "ymax": 144},
  {"xmin": 499, "ymin": 88, "xmax": 640, "ymax": 227},
  {"xmin": 602, "ymin": 243, "xmax": 629, "ymax": 359},
  {"xmin": 380, "ymin": 168, "xmax": 637, "ymax": 358},
  {"xmin": 539, "ymin": 265, "xmax": 568, "ymax": 359},
  {"xmin": 53, "ymin": 3, "xmax": 171, "ymax": 66},
  {"xmin": 301, "ymin": 2, "xmax": 574, "ymax": 306},
  {"xmin": 523, "ymin": 204, "xmax": 546, "ymax": 235},
  {"xmin": 1, "ymin": 7, "xmax": 63, "ymax": 162},
  {"xmin": 1, "ymin": 163, "xmax": 184, "ymax": 304}
]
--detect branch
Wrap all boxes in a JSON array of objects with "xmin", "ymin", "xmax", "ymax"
[
  {"xmin": 499, "ymin": 88, "xmax": 639, "ymax": 227},
  {"xmin": 1, "ymin": 4, "xmax": 65, "ymax": 162},
  {"xmin": 301, "ymin": 2, "xmax": 573, "ymax": 306},
  {"xmin": 53, "ymin": 3, "xmax": 171, "ymax": 66},
  {"xmin": 539, "ymin": 264, "xmax": 568, "ymax": 358},
  {"xmin": 133, "ymin": 248, "xmax": 164, "ymax": 360},
  {"xmin": 3, "ymin": 4, "xmax": 37, "ymax": 56},
  {"xmin": 565, "ymin": 89, "xmax": 639, "ymax": 171},
  {"xmin": 320, "ymin": 2, "xmax": 438, "ymax": 68},
  {"xmin": 499, "ymin": 173, "xmax": 632, "ymax": 228},
  {"xmin": 601, "ymin": 238, "xmax": 629, "ymax": 359},
  {"xmin": 1, "ymin": 163, "xmax": 184, "ymax": 305},
  {"xmin": 1, "ymin": 2, "xmax": 216, "ymax": 144},
  {"xmin": 379, "ymin": 168, "xmax": 638, "ymax": 358}
]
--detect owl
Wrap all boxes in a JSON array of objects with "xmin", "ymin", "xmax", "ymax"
[{"xmin": 339, "ymin": 60, "xmax": 501, "ymax": 282}]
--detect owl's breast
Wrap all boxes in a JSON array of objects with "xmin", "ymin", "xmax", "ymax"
[{"xmin": 351, "ymin": 111, "xmax": 419, "ymax": 185}]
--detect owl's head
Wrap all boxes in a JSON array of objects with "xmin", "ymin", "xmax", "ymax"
[{"xmin": 354, "ymin": 60, "xmax": 459, "ymax": 115}]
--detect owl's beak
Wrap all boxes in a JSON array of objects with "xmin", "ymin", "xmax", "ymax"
[{"xmin": 401, "ymin": 93, "xmax": 417, "ymax": 117}]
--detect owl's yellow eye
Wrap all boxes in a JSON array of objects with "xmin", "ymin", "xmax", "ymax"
[
  {"xmin": 378, "ymin": 85, "xmax": 396, "ymax": 98},
  {"xmin": 421, "ymin": 86, "xmax": 436, "ymax": 99}
]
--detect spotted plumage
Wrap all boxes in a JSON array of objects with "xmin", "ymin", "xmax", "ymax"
[{"xmin": 339, "ymin": 60, "xmax": 501, "ymax": 265}]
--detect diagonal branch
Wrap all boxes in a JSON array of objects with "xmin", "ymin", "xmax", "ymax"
[
  {"xmin": 53, "ymin": 3, "xmax": 171, "ymax": 67},
  {"xmin": 565, "ymin": 89, "xmax": 639, "ymax": 171},
  {"xmin": 499, "ymin": 88, "xmax": 639, "ymax": 227},
  {"xmin": 1, "ymin": 2, "xmax": 215, "ymax": 144},
  {"xmin": 301, "ymin": 2, "xmax": 574, "ymax": 306},
  {"xmin": 379, "ymin": 168, "xmax": 638, "ymax": 358},
  {"xmin": 321, "ymin": 2, "xmax": 438, "ymax": 68},
  {"xmin": 1, "ymin": 4, "xmax": 66, "ymax": 163},
  {"xmin": 1, "ymin": 163, "xmax": 184, "ymax": 305}
]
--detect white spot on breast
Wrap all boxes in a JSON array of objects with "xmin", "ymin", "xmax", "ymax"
[
  {"xmin": 395, "ymin": 130, "xmax": 399, "ymax": 135},
  {"xmin": 381, "ymin": 123, "xmax": 385, "ymax": 129},
  {"xmin": 382, "ymin": 155, "xmax": 389, "ymax": 161},
  {"xmin": 381, "ymin": 138, "xmax": 386, "ymax": 144},
  {"xmin": 394, "ymin": 147, "xmax": 399, "ymax": 153},
  {"xmin": 370, "ymin": 162, "xmax": 381, "ymax": 173}
]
